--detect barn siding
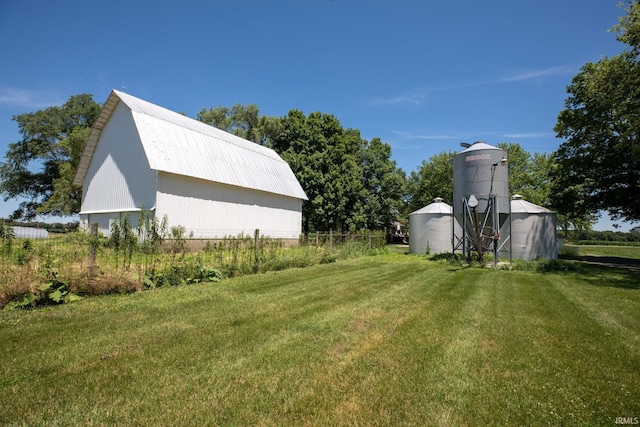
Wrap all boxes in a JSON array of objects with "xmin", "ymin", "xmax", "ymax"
[
  {"xmin": 156, "ymin": 172, "xmax": 302, "ymax": 239},
  {"xmin": 80, "ymin": 210, "xmax": 144, "ymax": 237},
  {"xmin": 79, "ymin": 101, "xmax": 157, "ymax": 215}
]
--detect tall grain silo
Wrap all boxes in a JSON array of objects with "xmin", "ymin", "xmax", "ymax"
[
  {"xmin": 409, "ymin": 197, "xmax": 460, "ymax": 254},
  {"xmin": 452, "ymin": 141, "xmax": 510, "ymax": 262},
  {"xmin": 500, "ymin": 195, "xmax": 558, "ymax": 260}
]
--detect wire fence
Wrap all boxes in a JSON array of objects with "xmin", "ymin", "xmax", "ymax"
[{"xmin": 299, "ymin": 230, "xmax": 386, "ymax": 250}]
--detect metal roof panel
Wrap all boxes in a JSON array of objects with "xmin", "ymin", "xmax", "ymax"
[{"xmin": 74, "ymin": 90, "xmax": 307, "ymax": 200}]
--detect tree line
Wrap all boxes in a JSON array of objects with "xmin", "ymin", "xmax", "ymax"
[{"xmin": 1, "ymin": 2, "xmax": 639, "ymax": 235}]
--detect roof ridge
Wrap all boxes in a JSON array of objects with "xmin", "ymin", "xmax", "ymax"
[{"xmin": 113, "ymin": 90, "xmax": 280, "ymax": 161}]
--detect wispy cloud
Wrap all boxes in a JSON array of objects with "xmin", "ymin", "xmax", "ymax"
[
  {"xmin": 391, "ymin": 130, "xmax": 556, "ymax": 145},
  {"xmin": 0, "ymin": 86, "xmax": 65, "ymax": 108},
  {"xmin": 368, "ymin": 82, "xmax": 478, "ymax": 107},
  {"xmin": 393, "ymin": 130, "xmax": 475, "ymax": 140},
  {"xmin": 499, "ymin": 66, "xmax": 574, "ymax": 83},
  {"xmin": 368, "ymin": 89, "xmax": 425, "ymax": 108},
  {"xmin": 370, "ymin": 65, "xmax": 574, "ymax": 108},
  {"xmin": 501, "ymin": 131, "xmax": 556, "ymax": 139}
]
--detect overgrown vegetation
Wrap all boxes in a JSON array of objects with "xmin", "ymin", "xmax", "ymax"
[{"xmin": 0, "ymin": 218, "xmax": 386, "ymax": 310}]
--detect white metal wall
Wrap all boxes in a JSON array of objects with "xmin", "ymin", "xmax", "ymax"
[
  {"xmin": 156, "ymin": 172, "xmax": 303, "ymax": 239},
  {"xmin": 79, "ymin": 101, "xmax": 157, "ymax": 215},
  {"xmin": 409, "ymin": 214, "xmax": 458, "ymax": 254},
  {"xmin": 501, "ymin": 213, "xmax": 558, "ymax": 260},
  {"xmin": 79, "ymin": 210, "xmax": 143, "ymax": 237}
]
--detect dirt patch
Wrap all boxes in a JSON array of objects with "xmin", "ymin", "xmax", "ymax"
[{"xmin": 347, "ymin": 317, "xmax": 372, "ymax": 333}]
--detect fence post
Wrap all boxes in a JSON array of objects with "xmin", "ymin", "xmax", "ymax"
[
  {"xmin": 88, "ymin": 222, "xmax": 98, "ymax": 277},
  {"xmin": 329, "ymin": 229, "xmax": 333, "ymax": 251},
  {"xmin": 254, "ymin": 229, "xmax": 260, "ymax": 272},
  {"xmin": 369, "ymin": 230, "xmax": 372, "ymax": 249}
]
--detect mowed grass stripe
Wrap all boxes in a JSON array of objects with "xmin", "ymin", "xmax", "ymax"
[
  {"xmin": 206, "ymin": 257, "xmax": 450, "ymax": 424},
  {"xmin": 1, "ymin": 254, "xmax": 639, "ymax": 426},
  {"xmin": 552, "ymin": 272, "xmax": 640, "ymax": 354},
  {"xmin": 272, "ymin": 260, "xmax": 465, "ymax": 425},
  {"xmin": 455, "ymin": 271, "xmax": 640, "ymax": 425}
]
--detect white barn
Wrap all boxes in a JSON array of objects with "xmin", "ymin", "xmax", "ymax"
[{"xmin": 73, "ymin": 90, "xmax": 307, "ymax": 241}]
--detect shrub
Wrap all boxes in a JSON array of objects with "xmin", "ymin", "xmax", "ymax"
[
  {"xmin": 510, "ymin": 258, "xmax": 584, "ymax": 273},
  {"xmin": 0, "ymin": 224, "xmax": 15, "ymax": 256},
  {"xmin": 559, "ymin": 244, "xmax": 580, "ymax": 258},
  {"xmin": 144, "ymin": 255, "xmax": 223, "ymax": 288}
]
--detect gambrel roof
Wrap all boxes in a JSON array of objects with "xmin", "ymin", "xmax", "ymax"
[{"xmin": 74, "ymin": 90, "xmax": 307, "ymax": 200}]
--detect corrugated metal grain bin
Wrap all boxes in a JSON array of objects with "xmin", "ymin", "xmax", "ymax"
[
  {"xmin": 453, "ymin": 141, "xmax": 509, "ymax": 227},
  {"xmin": 409, "ymin": 197, "xmax": 459, "ymax": 254},
  {"xmin": 500, "ymin": 195, "xmax": 558, "ymax": 260},
  {"xmin": 452, "ymin": 141, "xmax": 510, "ymax": 256}
]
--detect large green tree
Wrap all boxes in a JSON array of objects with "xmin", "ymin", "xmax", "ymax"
[
  {"xmin": 553, "ymin": 1, "xmax": 640, "ymax": 223},
  {"xmin": 407, "ymin": 151, "xmax": 455, "ymax": 213},
  {"xmin": 0, "ymin": 94, "xmax": 101, "ymax": 220},
  {"xmin": 499, "ymin": 142, "xmax": 591, "ymax": 236},
  {"xmin": 271, "ymin": 110, "xmax": 367, "ymax": 233},
  {"xmin": 197, "ymin": 104, "xmax": 281, "ymax": 147},
  {"xmin": 498, "ymin": 142, "xmax": 553, "ymax": 207},
  {"xmin": 359, "ymin": 137, "xmax": 406, "ymax": 230}
]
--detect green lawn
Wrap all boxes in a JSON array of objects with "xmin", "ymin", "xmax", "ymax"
[{"xmin": 1, "ymin": 253, "xmax": 639, "ymax": 426}]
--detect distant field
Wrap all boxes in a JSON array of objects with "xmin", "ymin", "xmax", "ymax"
[
  {"xmin": 572, "ymin": 244, "xmax": 640, "ymax": 260},
  {"xmin": 1, "ymin": 253, "xmax": 639, "ymax": 426}
]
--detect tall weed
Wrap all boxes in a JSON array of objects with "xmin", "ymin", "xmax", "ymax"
[{"xmin": 1, "ymin": 228, "xmax": 385, "ymax": 310}]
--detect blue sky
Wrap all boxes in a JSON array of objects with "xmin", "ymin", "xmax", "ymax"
[{"xmin": 0, "ymin": 0, "xmax": 636, "ymax": 231}]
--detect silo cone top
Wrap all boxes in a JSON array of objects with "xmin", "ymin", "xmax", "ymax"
[
  {"xmin": 460, "ymin": 141, "xmax": 501, "ymax": 152},
  {"xmin": 410, "ymin": 197, "xmax": 453, "ymax": 215},
  {"xmin": 510, "ymin": 195, "xmax": 555, "ymax": 214}
]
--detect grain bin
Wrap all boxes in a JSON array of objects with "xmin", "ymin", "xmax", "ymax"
[
  {"xmin": 452, "ymin": 141, "xmax": 509, "ymax": 261},
  {"xmin": 409, "ymin": 197, "xmax": 460, "ymax": 254},
  {"xmin": 500, "ymin": 195, "xmax": 558, "ymax": 260}
]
